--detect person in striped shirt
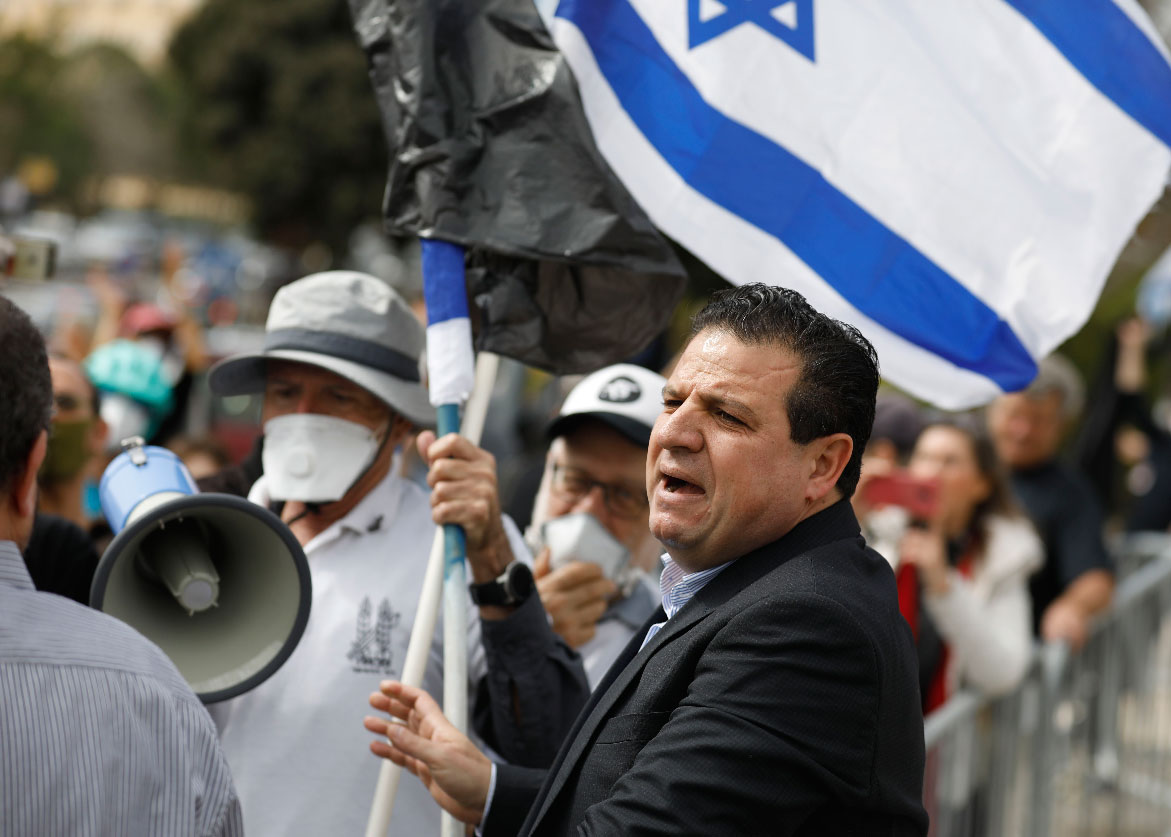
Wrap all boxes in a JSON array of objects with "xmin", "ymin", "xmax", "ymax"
[{"xmin": 0, "ymin": 294, "xmax": 242, "ymax": 836}]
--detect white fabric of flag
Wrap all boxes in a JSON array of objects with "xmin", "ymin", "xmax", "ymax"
[{"xmin": 537, "ymin": 0, "xmax": 1171, "ymax": 408}]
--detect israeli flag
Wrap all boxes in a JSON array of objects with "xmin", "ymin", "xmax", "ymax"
[{"xmin": 539, "ymin": 0, "xmax": 1171, "ymax": 408}]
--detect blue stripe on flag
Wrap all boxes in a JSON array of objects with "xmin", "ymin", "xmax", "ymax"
[
  {"xmin": 555, "ymin": 0, "xmax": 1038, "ymax": 390},
  {"xmin": 421, "ymin": 239, "xmax": 470, "ymax": 325},
  {"xmin": 1004, "ymin": 0, "xmax": 1171, "ymax": 149}
]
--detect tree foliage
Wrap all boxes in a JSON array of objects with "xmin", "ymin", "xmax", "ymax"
[
  {"xmin": 0, "ymin": 36, "xmax": 94, "ymax": 205},
  {"xmin": 169, "ymin": 0, "xmax": 387, "ymax": 250}
]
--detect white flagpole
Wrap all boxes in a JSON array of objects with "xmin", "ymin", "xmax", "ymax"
[
  {"xmin": 364, "ymin": 352, "xmax": 498, "ymax": 837},
  {"xmin": 364, "ymin": 238, "xmax": 494, "ymax": 837}
]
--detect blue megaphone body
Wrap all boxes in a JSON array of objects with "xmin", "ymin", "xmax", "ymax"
[{"xmin": 92, "ymin": 438, "xmax": 311, "ymax": 703}]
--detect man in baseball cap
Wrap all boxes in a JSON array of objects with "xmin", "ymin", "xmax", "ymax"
[
  {"xmin": 424, "ymin": 362, "xmax": 666, "ymax": 690},
  {"xmin": 205, "ymin": 271, "xmax": 584, "ymax": 836}
]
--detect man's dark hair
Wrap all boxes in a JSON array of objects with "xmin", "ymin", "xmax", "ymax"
[
  {"xmin": 691, "ymin": 284, "xmax": 879, "ymax": 498},
  {"xmin": 0, "ymin": 297, "xmax": 52, "ymax": 493}
]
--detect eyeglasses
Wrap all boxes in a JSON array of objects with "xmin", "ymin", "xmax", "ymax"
[{"xmin": 550, "ymin": 464, "xmax": 648, "ymax": 520}]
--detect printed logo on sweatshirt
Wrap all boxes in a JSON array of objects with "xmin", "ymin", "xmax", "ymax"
[{"xmin": 347, "ymin": 596, "xmax": 402, "ymax": 675}]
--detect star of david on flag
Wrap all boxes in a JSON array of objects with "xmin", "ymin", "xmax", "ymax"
[
  {"xmin": 688, "ymin": 0, "xmax": 814, "ymax": 60},
  {"xmin": 542, "ymin": 0, "xmax": 1171, "ymax": 409}
]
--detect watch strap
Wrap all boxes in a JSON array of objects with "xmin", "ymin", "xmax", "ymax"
[{"xmin": 469, "ymin": 561, "xmax": 533, "ymax": 607}]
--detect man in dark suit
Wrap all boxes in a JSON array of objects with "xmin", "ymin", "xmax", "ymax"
[{"xmin": 365, "ymin": 284, "xmax": 928, "ymax": 835}]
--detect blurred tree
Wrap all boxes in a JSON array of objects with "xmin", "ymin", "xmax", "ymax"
[
  {"xmin": 1061, "ymin": 189, "xmax": 1171, "ymax": 402},
  {"xmin": 61, "ymin": 43, "xmax": 182, "ymax": 186},
  {"xmin": 0, "ymin": 36, "xmax": 94, "ymax": 208},
  {"xmin": 169, "ymin": 0, "xmax": 387, "ymax": 252}
]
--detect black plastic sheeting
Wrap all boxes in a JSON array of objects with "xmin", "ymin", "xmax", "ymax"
[{"xmin": 349, "ymin": 0, "xmax": 686, "ymax": 374}]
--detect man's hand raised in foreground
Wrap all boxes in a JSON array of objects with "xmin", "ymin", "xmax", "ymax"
[{"xmin": 365, "ymin": 681, "xmax": 493, "ymax": 826}]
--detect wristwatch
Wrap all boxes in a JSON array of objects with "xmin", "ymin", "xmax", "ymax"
[{"xmin": 468, "ymin": 561, "xmax": 535, "ymax": 607}]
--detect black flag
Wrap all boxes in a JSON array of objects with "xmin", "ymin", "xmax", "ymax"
[{"xmin": 349, "ymin": 0, "xmax": 686, "ymax": 373}]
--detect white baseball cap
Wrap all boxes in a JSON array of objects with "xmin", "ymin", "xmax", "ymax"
[{"xmin": 548, "ymin": 363, "xmax": 666, "ymax": 448}]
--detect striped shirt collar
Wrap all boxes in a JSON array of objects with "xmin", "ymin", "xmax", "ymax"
[
  {"xmin": 0, "ymin": 540, "xmax": 33, "ymax": 591},
  {"xmin": 658, "ymin": 553, "xmax": 735, "ymax": 620}
]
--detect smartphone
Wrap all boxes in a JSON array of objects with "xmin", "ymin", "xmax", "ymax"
[
  {"xmin": 3, "ymin": 235, "xmax": 57, "ymax": 281},
  {"xmin": 861, "ymin": 471, "xmax": 939, "ymax": 521}
]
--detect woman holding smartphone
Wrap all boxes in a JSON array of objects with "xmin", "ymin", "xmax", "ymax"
[{"xmin": 865, "ymin": 418, "xmax": 1042, "ymax": 711}]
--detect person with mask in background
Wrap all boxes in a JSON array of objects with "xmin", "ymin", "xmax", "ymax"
[
  {"xmin": 22, "ymin": 353, "xmax": 110, "ymax": 604},
  {"xmin": 36, "ymin": 354, "xmax": 109, "ymax": 530},
  {"xmin": 204, "ymin": 271, "xmax": 588, "ymax": 837},
  {"xmin": 117, "ymin": 301, "xmax": 209, "ymax": 444},
  {"xmin": 426, "ymin": 363, "xmax": 666, "ymax": 691},
  {"xmin": 84, "ymin": 337, "xmax": 176, "ymax": 451},
  {"xmin": 120, "ymin": 302, "xmax": 188, "ymax": 384},
  {"xmin": 86, "ymin": 246, "xmax": 210, "ymax": 446}
]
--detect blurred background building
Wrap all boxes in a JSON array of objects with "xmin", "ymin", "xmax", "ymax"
[{"xmin": 0, "ymin": 0, "xmax": 203, "ymax": 66}]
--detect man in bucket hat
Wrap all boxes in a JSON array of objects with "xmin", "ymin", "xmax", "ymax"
[{"xmin": 206, "ymin": 271, "xmax": 587, "ymax": 837}]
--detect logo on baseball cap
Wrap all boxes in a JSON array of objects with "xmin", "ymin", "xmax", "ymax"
[
  {"xmin": 548, "ymin": 364, "xmax": 666, "ymax": 448},
  {"xmin": 597, "ymin": 376, "xmax": 641, "ymax": 404}
]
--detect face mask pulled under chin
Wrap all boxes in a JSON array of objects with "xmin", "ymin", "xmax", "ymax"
[{"xmin": 262, "ymin": 413, "xmax": 380, "ymax": 503}]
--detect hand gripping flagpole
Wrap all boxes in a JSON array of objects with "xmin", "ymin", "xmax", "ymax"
[
  {"xmin": 364, "ymin": 238, "xmax": 476, "ymax": 837},
  {"xmin": 420, "ymin": 239, "xmax": 478, "ymax": 837},
  {"xmin": 364, "ymin": 346, "xmax": 498, "ymax": 837}
]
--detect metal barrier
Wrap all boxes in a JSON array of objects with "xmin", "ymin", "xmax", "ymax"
[{"xmin": 923, "ymin": 534, "xmax": 1171, "ymax": 837}]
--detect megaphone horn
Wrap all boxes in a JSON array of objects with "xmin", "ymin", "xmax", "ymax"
[{"xmin": 91, "ymin": 437, "xmax": 311, "ymax": 703}]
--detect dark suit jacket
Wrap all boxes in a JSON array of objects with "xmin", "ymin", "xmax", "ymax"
[{"xmin": 484, "ymin": 499, "xmax": 927, "ymax": 836}]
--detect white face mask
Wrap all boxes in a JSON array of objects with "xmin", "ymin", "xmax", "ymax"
[
  {"xmin": 262, "ymin": 413, "xmax": 381, "ymax": 503},
  {"xmin": 138, "ymin": 336, "xmax": 184, "ymax": 384},
  {"xmin": 101, "ymin": 393, "xmax": 152, "ymax": 451},
  {"xmin": 538, "ymin": 512, "xmax": 632, "ymax": 585}
]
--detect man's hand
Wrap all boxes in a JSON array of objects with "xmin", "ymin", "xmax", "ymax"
[
  {"xmin": 1040, "ymin": 597, "xmax": 1091, "ymax": 650},
  {"xmin": 1041, "ymin": 570, "xmax": 1114, "ymax": 650},
  {"xmin": 365, "ymin": 680, "xmax": 493, "ymax": 826},
  {"xmin": 898, "ymin": 526, "xmax": 951, "ymax": 596},
  {"xmin": 534, "ymin": 547, "xmax": 617, "ymax": 648},
  {"xmin": 420, "ymin": 431, "xmax": 513, "ymax": 584}
]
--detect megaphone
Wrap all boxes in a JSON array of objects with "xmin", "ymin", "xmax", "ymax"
[{"xmin": 91, "ymin": 437, "xmax": 311, "ymax": 703}]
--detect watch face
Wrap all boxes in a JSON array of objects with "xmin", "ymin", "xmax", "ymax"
[
  {"xmin": 508, "ymin": 562, "xmax": 535, "ymax": 601},
  {"xmin": 470, "ymin": 562, "xmax": 534, "ymax": 606}
]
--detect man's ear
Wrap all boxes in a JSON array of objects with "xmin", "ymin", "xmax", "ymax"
[
  {"xmin": 387, "ymin": 412, "xmax": 415, "ymax": 449},
  {"xmin": 15, "ymin": 430, "xmax": 48, "ymax": 518},
  {"xmin": 805, "ymin": 433, "xmax": 853, "ymax": 503}
]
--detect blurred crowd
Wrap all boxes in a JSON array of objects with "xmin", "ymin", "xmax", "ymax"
[{"xmin": 853, "ymin": 312, "xmax": 1171, "ymax": 720}]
